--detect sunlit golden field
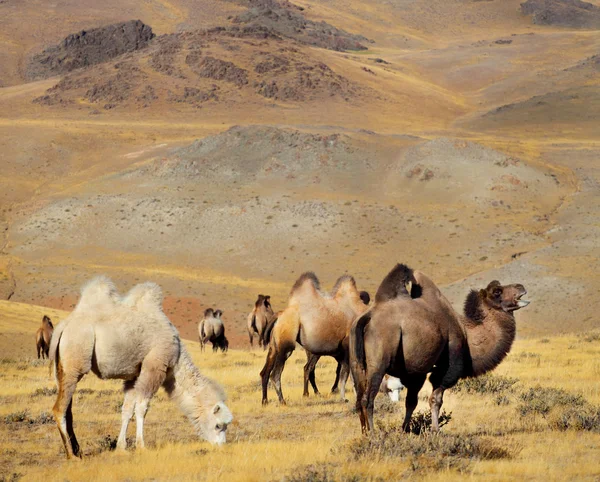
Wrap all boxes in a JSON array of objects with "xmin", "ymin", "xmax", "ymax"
[{"xmin": 1, "ymin": 300, "xmax": 599, "ymax": 481}]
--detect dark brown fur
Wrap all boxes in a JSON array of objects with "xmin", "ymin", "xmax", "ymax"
[{"xmin": 351, "ymin": 264, "xmax": 529, "ymax": 434}]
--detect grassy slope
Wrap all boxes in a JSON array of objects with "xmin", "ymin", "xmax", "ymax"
[{"xmin": 1, "ymin": 301, "xmax": 599, "ymax": 480}]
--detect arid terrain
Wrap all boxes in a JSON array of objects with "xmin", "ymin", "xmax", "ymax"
[{"xmin": 0, "ymin": 0, "xmax": 599, "ymax": 479}]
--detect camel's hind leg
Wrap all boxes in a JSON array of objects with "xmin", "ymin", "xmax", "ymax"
[
  {"xmin": 364, "ymin": 369, "xmax": 386, "ymax": 432},
  {"xmin": 132, "ymin": 354, "xmax": 168, "ymax": 449},
  {"xmin": 303, "ymin": 352, "xmax": 320, "ymax": 397},
  {"xmin": 271, "ymin": 345, "xmax": 294, "ymax": 405},
  {"xmin": 337, "ymin": 353, "xmax": 351, "ymax": 402},
  {"xmin": 116, "ymin": 380, "xmax": 136, "ymax": 450},
  {"xmin": 401, "ymin": 374, "xmax": 427, "ymax": 433},
  {"xmin": 53, "ymin": 361, "xmax": 83, "ymax": 459},
  {"xmin": 260, "ymin": 345, "xmax": 277, "ymax": 405}
]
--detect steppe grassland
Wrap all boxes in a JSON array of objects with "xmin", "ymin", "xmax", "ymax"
[{"xmin": 1, "ymin": 301, "xmax": 599, "ymax": 481}]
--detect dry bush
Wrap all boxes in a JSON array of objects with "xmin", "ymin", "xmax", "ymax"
[
  {"xmin": 518, "ymin": 386, "xmax": 585, "ymax": 416},
  {"xmin": 578, "ymin": 331, "xmax": 600, "ymax": 343},
  {"xmin": 347, "ymin": 421, "xmax": 514, "ymax": 472},
  {"xmin": 4, "ymin": 410, "xmax": 53, "ymax": 425},
  {"xmin": 454, "ymin": 374, "xmax": 518, "ymax": 395},
  {"xmin": 406, "ymin": 410, "xmax": 452, "ymax": 435},
  {"xmin": 548, "ymin": 405, "xmax": 600, "ymax": 432},
  {"xmin": 31, "ymin": 386, "xmax": 57, "ymax": 397}
]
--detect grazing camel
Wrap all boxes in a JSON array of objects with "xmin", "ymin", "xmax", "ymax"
[
  {"xmin": 260, "ymin": 272, "xmax": 369, "ymax": 405},
  {"xmin": 351, "ymin": 263, "xmax": 529, "ymax": 434},
  {"xmin": 379, "ymin": 374, "xmax": 404, "ymax": 402},
  {"xmin": 247, "ymin": 294, "xmax": 276, "ymax": 348},
  {"xmin": 199, "ymin": 309, "xmax": 229, "ymax": 353},
  {"xmin": 35, "ymin": 315, "xmax": 54, "ymax": 359},
  {"xmin": 49, "ymin": 276, "xmax": 233, "ymax": 459}
]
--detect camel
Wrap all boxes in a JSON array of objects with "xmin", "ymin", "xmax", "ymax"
[
  {"xmin": 260, "ymin": 272, "xmax": 369, "ymax": 405},
  {"xmin": 379, "ymin": 374, "xmax": 404, "ymax": 402},
  {"xmin": 247, "ymin": 294, "xmax": 276, "ymax": 348},
  {"xmin": 49, "ymin": 276, "xmax": 233, "ymax": 459},
  {"xmin": 35, "ymin": 315, "xmax": 54, "ymax": 359},
  {"xmin": 351, "ymin": 263, "xmax": 529, "ymax": 434},
  {"xmin": 199, "ymin": 308, "xmax": 229, "ymax": 353}
]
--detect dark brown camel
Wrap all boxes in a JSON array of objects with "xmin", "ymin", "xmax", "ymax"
[
  {"xmin": 247, "ymin": 294, "xmax": 277, "ymax": 349},
  {"xmin": 35, "ymin": 315, "xmax": 54, "ymax": 359},
  {"xmin": 351, "ymin": 263, "xmax": 529, "ymax": 434},
  {"xmin": 260, "ymin": 272, "xmax": 369, "ymax": 405}
]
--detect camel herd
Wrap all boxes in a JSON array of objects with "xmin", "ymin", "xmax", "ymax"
[{"xmin": 36, "ymin": 262, "xmax": 529, "ymax": 458}]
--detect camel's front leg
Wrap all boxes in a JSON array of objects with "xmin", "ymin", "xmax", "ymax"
[
  {"xmin": 303, "ymin": 352, "xmax": 320, "ymax": 397},
  {"xmin": 135, "ymin": 398, "xmax": 150, "ymax": 449},
  {"xmin": 337, "ymin": 356, "xmax": 350, "ymax": 402},
  {"xmin": 53, "ymin": 364, "xmax": 82, "ymax": 459},
  {"xmin": 429, "ymin": 386, "xmax": 445, "ymax": 432},
  {"xmin": 117, "ymin": 381, "xmax": 136, "ymax": 450}
]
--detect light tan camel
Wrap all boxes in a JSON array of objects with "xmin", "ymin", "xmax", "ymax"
[
  {"xmin": 247, "ymin": 294, "xmax": 276, "ymax": 348},
  {"xmin": 199, "ymin": 308, "xmax": 229, "ymax": 353},
  {"xmin": 35, "ymin": 315, "xmax": 54, "ymax": 359},
  {"xmin": 260, "ymin": 272, "xmax": 369, "ymax": 405},
  {"xmin": 351, "ymin": 263, "xmax": 529, "ymax": 434},
  {"xmin": 49, "ymin": 276, "xmax": 233, "ymax": 459}
]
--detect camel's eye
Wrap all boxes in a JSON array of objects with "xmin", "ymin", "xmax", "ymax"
[{"xmin": 493, "ymin": 288, "xmax": 502, "ymax": 298}]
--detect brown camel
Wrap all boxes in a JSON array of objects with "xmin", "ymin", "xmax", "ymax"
[
  {"xmin": 260, "ymin": 272, "xmax": 369, "ymax": 405},
  {"xmin": 35, "ymin": 315, "xmax": 54, "ymax": 359},
  {"xmin": 247, "ymin": 294, "xmax": 276, "ymax": 348},
  {"xmin": 351, "ymin": 263, "xmax": 529, "ymax": 434}
]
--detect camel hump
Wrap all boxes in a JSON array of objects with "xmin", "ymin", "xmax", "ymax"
[
  {"xmin": 204, "ymin": 308, "xmax": 214, "ymax": 318},
  {"xmin": 375, "ymin": 264, "xmax": 418, "ymax": 303},
  {"xmin": 290, "ymin": 272, "xmax": 321, "ymax": 295},
  {"xmin": 76, "ymin": 275, "xmax": 120, "ymax": 312},
  {"xmin": 122, "ymin": 282, "xmax": 164, "ymax": 312},
  {"xmin": 331, "ymin": 274, "xmax": 356, "ymax": 297}
]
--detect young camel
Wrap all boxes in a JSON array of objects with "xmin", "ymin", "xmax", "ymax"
[
  {"xmin": 49, "ymin": 276, "xmax": 233, "ymax": 459},
  {"xmin": 351, "ymin": 263, "xmax": 529, "ymax": 434},
  {"xmin": 260, "ymin": 272, "xmax": 369, "ymax": 405},
  {"xmin": 247, "ymin": 294, "xmax": 276, "ymax": 348},
  {"xmin": 199, "ymin": 308, "xmax": 229, "ymax": 353},
  {"xmin": 35, "ymin": 315, "xmax": 54, "ymax": 359}
]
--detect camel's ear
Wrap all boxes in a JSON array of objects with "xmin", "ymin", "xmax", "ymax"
[{"xmin": 213, "ymin": 404, "xmax": 221, "ymax": 415}]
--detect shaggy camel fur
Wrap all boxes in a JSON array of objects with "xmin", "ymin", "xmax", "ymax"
[
  {"xmin": 247, "ymin": 294, "xmax": 276, "ymax": 348},
  {"xmin": 49, "ymin": 277, "xmax": 233, "ymax": 459},
  {"xmin": 35, "ymin": 315, "xmax": 54, "ymax": 359},
  {"xmin": 199, "ymin": 308, "xmax": 229, "ymax": 353},
  {"xmin": 351, "ymin": 263, "xmax": 529, "ymax": 434},
  {"xmin": 379, "ymin": 374, "xmax": 404, "ymax": 402},
  {"xmin": 261, "ymin": 272, "xmax": 369, "ymax": 405}
]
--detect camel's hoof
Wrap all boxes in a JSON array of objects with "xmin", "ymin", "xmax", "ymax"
[
  {"xmin": 279, "ymin": 399, "xmax": 287, "ymax": 406},
  {"xmin": 303, "ymin": 392, "xmax": 309, "ymax": 398},
  {"xmin": 262, "ymin": 399, "xmax": 269, "ymax": 406}
]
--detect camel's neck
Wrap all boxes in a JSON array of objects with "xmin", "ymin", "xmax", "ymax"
[{"xmin": 463, "ymin": 298, "xmax": 516, "ymax": 377}]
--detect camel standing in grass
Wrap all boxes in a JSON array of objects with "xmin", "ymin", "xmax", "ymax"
[
  {"xmin": 247, "ymin": 295, "xmax": 276, "ymax": 348},
  {"xmin": 35, "ymin": 315, "xmax": 54, "ymax": 359},
  {"xmin": 49, "ymin": 277, "xmax": 233, "ymax": 459},
  {"xmin": 260, "ymin": 272, "xmax": 369, "ymax": 405},
  {"xmin": 199, "ymin": 309, "xmax": 229, "ymax": 353},
  {"xmin": 303, "ymin": 290, "xmax": 372, "ymax": 397},
  {"xmin": 351, "ymin": 263, "xmax": 529, "ymax": 434}
]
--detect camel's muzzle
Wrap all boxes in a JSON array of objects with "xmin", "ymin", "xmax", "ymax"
[{"xmin": 516, "ymin": 290, "xmax": 530, "ymax": 308}]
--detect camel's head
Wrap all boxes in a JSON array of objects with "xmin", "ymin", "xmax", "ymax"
[
  {"xmin": 204, "ymin": 308, "xmax": 214, "ymax": 318},
  {"xmin": 482, "ymin": 281, "xmax": 530, "ymax": 313},
  {"xmin": 42, "ymin": 315, "xmax": 53, "ymax": 328},
  {"xmin": 201, "ymin": 401, "xmax": 233, "ymax": 445}
]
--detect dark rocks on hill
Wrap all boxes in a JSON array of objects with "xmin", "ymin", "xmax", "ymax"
[
  {"xmin": 521, "ymin": 0, "xmax": 600, "ymax": 29},
  {"xmin": 28, "ymin": 20, "xmax": 155, "ymax": 80},
  {"xmin": 233, "ymin": 0, "xmax": 369, "ymax": 51}
]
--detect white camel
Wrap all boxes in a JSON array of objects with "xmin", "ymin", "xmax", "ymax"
[
  {"xmin": 380, "ymin": 374, "xmax": 404, "ymax": 402},
  {"xmin": 49, "ymin": 276, "xmax": 233, "ymax": 459}
]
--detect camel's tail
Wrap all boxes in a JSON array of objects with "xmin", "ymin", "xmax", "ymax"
[
  {"xmin": 250, "ymin": 314, "xmax": 257, "ymax": 333},
  {"xmin": 48, "ymin": 320, "xmax": 67, "ymax": 380},
  {"xmin": 351, "ymin": 311, "xmax": 372, "ymax": 376},
  {"xmin": 262, "ymin": 317, "xmax": 278, "ymax": 348}
]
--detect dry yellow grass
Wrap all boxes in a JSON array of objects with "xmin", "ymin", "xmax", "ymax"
[{"xmin": 1, "ymin": 300, "xmax": 599, "ymax": 481}]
